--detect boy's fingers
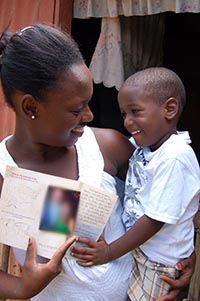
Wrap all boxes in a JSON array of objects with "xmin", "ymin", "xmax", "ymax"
[
  {"xmin": 51, "ymin": 236, "xmax": 76, "ymax": 264},
  {"xmin": 71, "ymin": 253, "xmax": 94, "ymax": 261},
  {"xmin": 76, "ymin": 237, "xmax": 96, "ymax": 247},
  {"xmin": 77, "ymin": 260, "xmax": 94, "ymax": 267},
  {"xmin": 24, "ymin": 237, "xmax": 37, "ymax": 265},
  {"xmin": 71, "ymin": 246, "xmax": 95, "ymax": 256}
]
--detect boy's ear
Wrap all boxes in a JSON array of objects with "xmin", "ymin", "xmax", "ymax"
[{"xmin": 163, "ymin": 97, "xmax": 179, "ymax": 120}]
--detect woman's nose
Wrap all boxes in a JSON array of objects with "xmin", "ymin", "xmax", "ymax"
[{"xmin": 82, "ymin": 105, "xmax": 94, "ymax": 123}]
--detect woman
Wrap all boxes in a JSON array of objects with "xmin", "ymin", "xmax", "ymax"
[
  {"xmin": 0, "ymin": 236, "xmax": 76, "ymax": 299},
  {"xmin": 0, "ymin": 24, "xmax": 195, "ymax": 301}
]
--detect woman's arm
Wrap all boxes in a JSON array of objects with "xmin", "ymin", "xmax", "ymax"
[
  {"xmin": 156, "ymin": 251, "xmax": 196, "ymax": 301},
  {"xmin": 0, "ymin": 236, "xmax": 75, "ymax": 299},
  {"xmin": 92, "ymin": 128, "xmax": 134, "ymax": 180}
]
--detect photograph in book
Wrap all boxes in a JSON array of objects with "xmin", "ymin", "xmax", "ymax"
[
  {"xmin": 0, "ymin": 166, "xmax": 117, "ymax": 259},
  {"xmin": 39, "ymin": 186, "xmax": 80, "ymax": 235}
]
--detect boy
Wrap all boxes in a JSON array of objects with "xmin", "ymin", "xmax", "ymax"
[{"xmin": 72, "ymin": 67, "xmax": 200, "ymax": 300}]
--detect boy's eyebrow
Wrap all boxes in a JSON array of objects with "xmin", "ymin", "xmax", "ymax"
[{"xmin": 126, "ymin": 103, "xmax": 142, "ymax": 107}]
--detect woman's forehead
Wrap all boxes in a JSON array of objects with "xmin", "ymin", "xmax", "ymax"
[
  {"xmin": 43, "ymin": 64, "xmax": 93, "ymax": 104},
  {"xmin": 64, "ymin": 64, "xmax": 92, "ymax": 86},
  {"xmin": 57, "ymin": 65, "xmax": 92, "ymax": 94}
]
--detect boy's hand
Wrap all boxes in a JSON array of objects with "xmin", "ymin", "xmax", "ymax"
[
  {"xmin": 20, "ymin": 236, "xmax": 76, "ymax": 298},
  {"xmin": 156, "ymin": 251, "xmax": 196, "ymax": 301},
  {"xmin": 71, "ymin": 237, "xmax": 110, "ymax": 266}
]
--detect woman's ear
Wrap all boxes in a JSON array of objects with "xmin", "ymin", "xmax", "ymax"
[
  {"xmin": 21, "ymin": 94, "xmax": 38, "ymax": 120},
  {"xmin": 163, "ymin": 97, "xmax": 179, "ymax": 120}
]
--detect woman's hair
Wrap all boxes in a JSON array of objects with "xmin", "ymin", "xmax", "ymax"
[{"xmin": 0, "ymin": 24, "xmax": 84, "ymax": 108}]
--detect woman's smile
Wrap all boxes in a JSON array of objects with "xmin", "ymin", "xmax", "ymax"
[{"xmin": 71, "ymin": 126, "xmax": 85, "ymax": 136}]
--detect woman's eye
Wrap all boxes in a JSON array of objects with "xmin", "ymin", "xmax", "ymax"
[{"xmin": 71, "ymin": 110, "xmax": 82, "ymax": 116}]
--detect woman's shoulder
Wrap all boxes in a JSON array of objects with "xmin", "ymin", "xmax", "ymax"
[
  {"xmin": 91, "ymin": 127, "xmax": 134, "ymax": 179},
  {"xmin": 91, "ymin": 127, "xmax": 132, "ymax": 148}
]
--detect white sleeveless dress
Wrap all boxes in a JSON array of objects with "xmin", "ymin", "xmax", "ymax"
[{"xmin": 0, "ymin": 127, "xmax": 132, "ymax": 301}]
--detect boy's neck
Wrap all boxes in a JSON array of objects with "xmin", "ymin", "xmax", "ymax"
[{"xmin": 149, "ymin": 127, "xmax": 177, "ymax": 151}]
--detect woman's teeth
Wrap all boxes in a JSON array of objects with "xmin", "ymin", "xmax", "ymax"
[
  {"xmin": 72, "ymin": 127, "xmax": 84, "ymax": 134},
  {"xmin": 131, "ymin": 130, "xmax": 141, "ymax": 136}
]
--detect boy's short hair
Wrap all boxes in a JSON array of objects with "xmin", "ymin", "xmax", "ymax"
[{"xmin": 124, "ymin": 67, "xmax": 186, "ymax": 115}]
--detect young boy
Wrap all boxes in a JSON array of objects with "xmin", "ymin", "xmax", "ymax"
[
  {"xmin": 0, "ymin": 236, "xmax": 75, "ymax": 299},
  {"xmin": 72, "ymin": 67, "xmax": 200, "ymax": 300}
]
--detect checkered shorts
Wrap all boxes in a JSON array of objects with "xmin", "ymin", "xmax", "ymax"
[{"xmin": 128, "ymin": 248, "xmax": 179, "ymax": 301}]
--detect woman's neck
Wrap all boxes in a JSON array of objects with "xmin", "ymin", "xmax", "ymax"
[{"xmin": 8, "ymin": 127, "xmax": 67, "ymax": 163}]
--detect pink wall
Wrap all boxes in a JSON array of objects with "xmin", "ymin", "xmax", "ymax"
[{"xmin": 0, "ymin": 0, "xmax": 59, "ymax": 140}]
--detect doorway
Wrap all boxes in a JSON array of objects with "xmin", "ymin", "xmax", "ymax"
[{"xmin": 72, "ymin": 13, "xmax": 200, "ymax": 162}]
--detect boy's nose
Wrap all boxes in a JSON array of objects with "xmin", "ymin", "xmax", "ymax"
[{"xmin": 124, "ymin": 116, "xmax": 134, "ymax": 129}]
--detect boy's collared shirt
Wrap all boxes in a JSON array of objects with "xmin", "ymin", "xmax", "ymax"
[{"xmin": 123, "ymin": 131, "xmax": 200, "ymax": 266}]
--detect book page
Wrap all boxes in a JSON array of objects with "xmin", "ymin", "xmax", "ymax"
[
  {"xmin": 74, "ymin": 185, "xmax": 117, "ymax": 240},
  {"xmin": 0, "ymin": 166, "xmax": 82, "ymax": 258},
  {"xmin": 0, "ymin": 166, "xmax": 117, "ymax": 259}
]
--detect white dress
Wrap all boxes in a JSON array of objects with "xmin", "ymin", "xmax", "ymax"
[{"xmin": 0, "ymin": 126, "xmax": 132, "ymax": 301}]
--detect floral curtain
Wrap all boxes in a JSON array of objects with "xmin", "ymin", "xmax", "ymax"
[
  {"xmin": 73, "ymin": 0, "xmax": 200, "ymax": 18},
  {"xmin": 73, "ymin": 0, "xmax": 200, "ymax": 90},
  {"xmin": 89, "ymin": 15, "xmax": 165, "ymax": 90}
]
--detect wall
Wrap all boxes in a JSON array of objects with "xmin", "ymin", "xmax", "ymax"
[{"xmin": 0, "ymin": 0, "xmax": 59, "ymax": 141}]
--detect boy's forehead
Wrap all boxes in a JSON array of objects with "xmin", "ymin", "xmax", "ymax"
[
  {"xmin": 120, "ymin": 81, "xmax": 151, "ymax": 97},
  {"xmin": 118, "ymin": 81, "xmax": 160, "ymax": 107}
]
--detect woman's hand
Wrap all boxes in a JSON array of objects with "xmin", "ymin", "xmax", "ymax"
[
  {"xmin": 71, "ymin": 237, "xmax": 110, "ymax": 267},
  {"xmin": 156, "ymin": 251, "xmax": 196, "ymax": 301},
  {"xmin": 20, "ymin": 236, "xmax": 76, "ymax": 298}
]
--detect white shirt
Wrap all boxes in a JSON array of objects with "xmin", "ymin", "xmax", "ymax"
[
  {"xmin": 123, "ymin": 132, "xmax": 200, "ymax": 266},
  {"xmin": 0, "ymin": 127, "xmax": 132, "ymax": 301}
]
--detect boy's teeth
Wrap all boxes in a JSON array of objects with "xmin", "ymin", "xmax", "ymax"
[{"xmin": 131, "ymin": 130, "xmax": 141, "ymax": 136}]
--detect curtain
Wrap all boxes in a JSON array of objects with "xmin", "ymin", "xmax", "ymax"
[
  {"xmin": 73, "ymin": 0, "xmax": 200, "ymax": 18},
  {"xmin": 74, "ymin": 1, "xmax": 200, "ymax": 90},
  {"xmin": 89, "ymin": 14, "xmax": 165, "ymax": 90}
]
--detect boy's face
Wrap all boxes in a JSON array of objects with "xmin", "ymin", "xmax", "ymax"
[{"xmin": 118, "ymin": 83, "xmax": 172, "ymax": 151}]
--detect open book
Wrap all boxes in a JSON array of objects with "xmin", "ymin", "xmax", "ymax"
[{"xmin": 0, "ymin": 166, "xmax": 117, "ymax": 258}]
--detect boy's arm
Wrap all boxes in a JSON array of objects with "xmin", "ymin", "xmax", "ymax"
[
  {"xmin": 0, "ymin": 236, "xmax": 75, "ymax": 299},
  {"xmin": 71, "ymin": 215, "xmax": 163, "ymax": 265}
]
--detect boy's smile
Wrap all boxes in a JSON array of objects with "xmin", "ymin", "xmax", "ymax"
[
  {"xmin": 118, "ymin": 83, "xmax": 176, "ymax": 151},
  {"xmin": 131, "ymin": 130, "xmax": 142, "ymax": 136}
]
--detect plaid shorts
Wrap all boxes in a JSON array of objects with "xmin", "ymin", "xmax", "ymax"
[{"xmin": 128, "ymin": 248, "xmax": 179, "ymax": 301}]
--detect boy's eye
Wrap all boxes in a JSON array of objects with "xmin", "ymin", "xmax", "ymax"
[
  {"xmin": 121, "ymin": 112, "xmax": 126, "ymax": 119},
  {"xmin": 131, "ymin": 109, "xmax": 140, "ymax": 114}
]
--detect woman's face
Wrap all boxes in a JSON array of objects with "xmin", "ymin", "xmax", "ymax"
[{"xmin": 31, "ymin": 64, "xmax": 94, "ymax": 147}]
